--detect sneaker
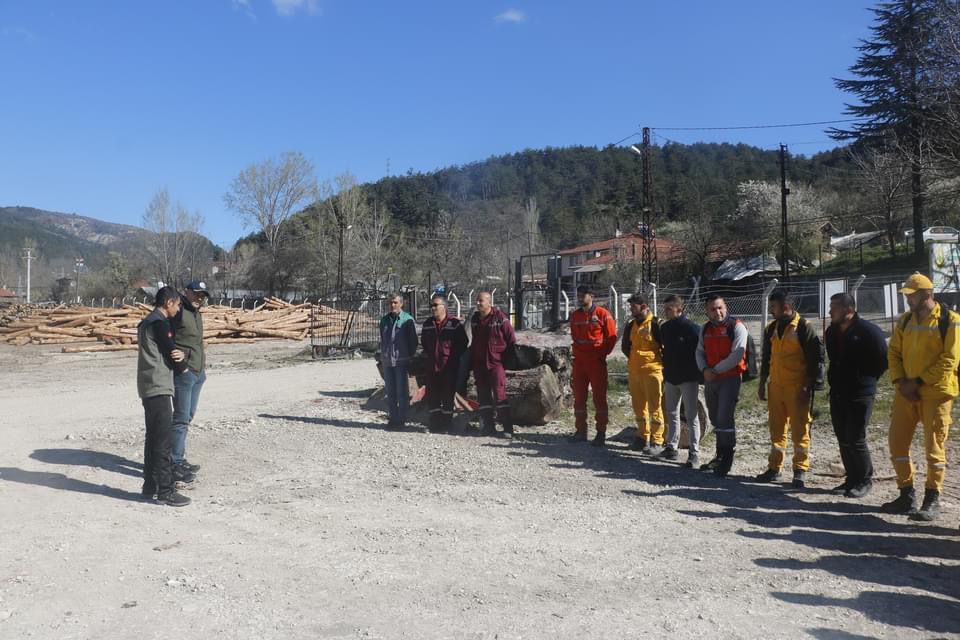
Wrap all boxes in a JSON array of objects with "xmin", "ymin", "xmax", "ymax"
[
  {"xmin": 659, "ymin": 446, "xmax": 679, "ymax": 461},
  {"xmin": 791, "ymin": 470, "xmax": 807, "ymax": 489},
  {"xmin": 831, "ymin": 480, "xmax": 852, "ymax": 495},
  {"xmin": 590, "ymin": 432, "xmax": 606, "ymax": 447},
  {"xmin": 567, "ymin": 431, "xmax": 588, "ymax": 443},
  {"xmin": 881, "ymin": 487, "xmax": 917, "ymax": 514},
  {"xmin": 181, "ymin": 460, "xmax": 201, "ymax": 473},
  {"xmin": 173, "ymin": 465, "xmax": 196, "ymax": 484},
  {"xmin": 156, "ymin": 491, "xmax": 192, "ymax": 507},
  {"xmin": 909, "ymin": 489, "xmax": 941, "ymax": 522},
  {"xmin": 754, "ymin": 469, "xmax": 783, "ymax": 483},
  {"xmin": 629, "ymin": 438, "xmax": 648, "ymax": 452},
  {"xmin": 642, "ymin": 444, "xmax": 664, "ymax": 457},
  {"xmin": 844, "ymin": 480, "xmax": 873, "ymax": 499},
  {"xmin": 700, "ymin": 456, "xmax": 720, "ymax": 471},
  {"xmin": 684, "ymin": 455, "xmax": 700, "ymax": 469}
]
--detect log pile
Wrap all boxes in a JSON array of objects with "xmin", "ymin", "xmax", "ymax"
[{"xmin": 0, "ymin": 297, "xmax": 369, "ymax": 353}]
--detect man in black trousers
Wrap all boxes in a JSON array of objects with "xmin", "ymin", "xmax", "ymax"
[{"xmin": 824, "ymin": 292, "xmax": 888, "ymax": 498}]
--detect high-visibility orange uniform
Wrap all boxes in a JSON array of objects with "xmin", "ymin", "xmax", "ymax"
[
  {"xmin": 888, "ymin": 303, "xmax": 960, "ymax": 492},
  {"xmin": 622, "ymin": 313, "xmax": 664, "ymax": 445},
  {"xmin": 761, "ymin": 313, "xmax": 822, "ymax": 473},
  {"xmin": 570, "ymin": 304, "xmax": 618, "ymax": 434}
]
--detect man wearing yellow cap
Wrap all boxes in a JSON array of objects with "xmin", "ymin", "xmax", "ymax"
[{"xmin": 883, "ymin": 273, "xmax": 960, "ymax": 521}]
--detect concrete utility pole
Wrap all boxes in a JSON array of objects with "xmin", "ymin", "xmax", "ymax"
[
  {"xmin": 779, "ymin": 144, "xmax": 790, "ymax": 280},
  {"xmin": 74, "ymin": 256, "xmax": 85, "ymax": 304},
  {"xmin": 22, "ymin": 247, "xmax": 35, "ymax": 303}
]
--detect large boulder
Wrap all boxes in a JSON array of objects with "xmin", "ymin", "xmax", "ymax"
[{"xmin": 505, "ymin": 365, "xmax": 564, "ymax": 425}]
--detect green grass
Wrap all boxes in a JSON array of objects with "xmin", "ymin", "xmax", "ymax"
[{"xmin": 813, "ymin": 243, "xmax": 926, "ymax": 276}]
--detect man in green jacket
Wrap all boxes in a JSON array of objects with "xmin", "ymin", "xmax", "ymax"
[
  {"xmin": 138, "ymin": 286, "xmax": 191, "ymax": 507},
  {"xmin": 379, "ymin": 293, "xmax": 419, "ymax": 429},
  {"xmin": 171, "ymin": 280, "xmax": 209, "ymax": 481}
]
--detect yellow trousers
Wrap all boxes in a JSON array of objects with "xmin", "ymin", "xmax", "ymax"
[
  {"xmin": 889, "ymin": 394, "xmax": 952, "ymax": 491},
  {"xmin": 629, "ymin": 370, "xmax": 664, "ymax": 444},
  {"xmin": 767, "ymin": 382, "xmax": 812, "ymax": 472}
]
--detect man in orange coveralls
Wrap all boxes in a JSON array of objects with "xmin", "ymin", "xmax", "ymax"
[{"xmin": 567, "ymin": 284, "xmax": 618, "ymax": 446}]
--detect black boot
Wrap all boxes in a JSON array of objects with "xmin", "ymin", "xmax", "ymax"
[
  {"xmin": 567, "ymin": 431, "xmax": 587, "ymax": 443},
  {"xmin": 881, "ymin": 487, "xmax": 917, "ymax": 515},
  {"xmin": 910, "ymin": 489, "xmax": 941, "ymax": 522},
  {"xmin": 714, "ymin": 447, "xmax": 734, "ymax": 478},
  {"xmin": 590, "ymin": 432, "xmax": 606, "ymax": 447},
  {"xmin": 630, "ymin": 437, "xmax": 648, "ymax": 452}
]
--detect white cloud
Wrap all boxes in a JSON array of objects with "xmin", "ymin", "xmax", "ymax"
[
  {"xmin": 273, "ymin": 0, "xmax": 321, "ymax": 17},
  {"xmin": 231, "ymin": 0, "xmax": 256, "ymax": 19},
  {"xmin": 494, "ymin": 8, "xmax": 526, "ymax": 24}
]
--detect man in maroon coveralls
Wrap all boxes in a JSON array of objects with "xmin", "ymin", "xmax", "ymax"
[
  {"xmin": 420, "ymin": 293, "xmax": 469, "ymax": 432},
  {"xmin": 470, "ymin": 291, "xmax": 517, "ymax": 439}
]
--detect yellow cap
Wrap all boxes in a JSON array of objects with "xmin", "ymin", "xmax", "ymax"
[{"xmin": 899, "ymin": 272, "xmax": 934, "ymax": 294}]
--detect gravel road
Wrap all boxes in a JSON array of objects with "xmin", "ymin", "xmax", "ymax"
[{"xmin": 0, "ymin": 342, "xmax": 957, "ymax": 639}]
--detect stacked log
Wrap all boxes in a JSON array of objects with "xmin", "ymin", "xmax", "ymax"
[{"xmin": 0, "ymin": 297, "xmax": 371, "ymax": 353}]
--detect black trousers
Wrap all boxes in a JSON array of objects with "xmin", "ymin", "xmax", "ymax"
[
  {"xmin": 143, "ymin": 395, "xmax": 175, "ymax": 497},
  {"xmin": 425, "ymin": 368, "xmax": 456, "ymax": 431},
  {"xmin": 829, "ymin": 393, "xmax": 875, "ymax": 485}
]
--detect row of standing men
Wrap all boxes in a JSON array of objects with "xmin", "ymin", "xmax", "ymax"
[{"xmin": 380, "ymin": 274, "xmax": 957, "ymax": 523}]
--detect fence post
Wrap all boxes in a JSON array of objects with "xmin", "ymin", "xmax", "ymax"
[
  {"xmin": 762, "ymin": 278, "xmax": 780, "ymax": 327},
  {"xmin": 850, "ymin": 274, "xmax": 866, "ymax": 307},
  {"xmin": 449, "ymin": 292, "xmax": 461, "ymax": 318},
  {"xmin": 241, "ymin": 296, "xmax": 247, "ymax": 310},
  {"xmin": 647, "ymin": 282, "xmax": 657, "ymax": 315},
  {"xmin": 609, "ymin": 284, "xmax": 619, "ymax": 324},
  {"xmin": 561, "ymin": 290, "xmax": 570, "ymax": 320},
  {"xmin": 491, "ymin": 288, "xmax": 497, "ymax": 306}
]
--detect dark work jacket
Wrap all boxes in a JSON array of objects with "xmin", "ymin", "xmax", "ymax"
[
  {"xmin": 420, "ymin": 316, "xmax": 468, "ymax": 373},
  {"xmin": 173, "ymin": 295, "xmax": 205, "ymax": 374},
  {"xmin": 470, "ymin": 308, "xmax": 516, "ymax": 371},
  {"xmin": 659, "ymin": 315, "xmax": 703, "ymax": 385},
  {"xmin": 825, "ymin": 314, "xmax": 888, "ymax": 399}
]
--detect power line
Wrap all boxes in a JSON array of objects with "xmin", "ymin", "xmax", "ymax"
[{"xmin": 652, "ymin": 118, "xmax": 866, "ymax": 132}]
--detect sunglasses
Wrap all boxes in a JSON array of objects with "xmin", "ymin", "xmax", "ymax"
[{"xmin": 430, "ymin": 303, "xmax": 443, "ymax": 307}]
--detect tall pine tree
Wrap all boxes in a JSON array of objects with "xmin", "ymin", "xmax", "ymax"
[{"xmin": 831, "ymin": 0, "xmax": 942, "ymax": 255}]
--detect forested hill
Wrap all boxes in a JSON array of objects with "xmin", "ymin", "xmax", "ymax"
[{"xmin": 363, "ymin": 143, "xmax": 857, "ymax": 247}]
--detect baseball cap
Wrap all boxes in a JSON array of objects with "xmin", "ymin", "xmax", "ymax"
[
  {"xmin": 899, "ymin": 273, "xmax": 934, "ymax": 294},
  {"xmin": 626, "ymin": 292, "xmax": 647, "ymax": 305},
  {"xmin": 186, "ymin": 280, "xmax": 210, "ymax": 297}
]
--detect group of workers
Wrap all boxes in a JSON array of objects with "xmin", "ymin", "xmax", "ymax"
[
  {"xmin": 380, "ymin": 272, "xmax": 957, "ymax": 523},
  {"xmin": 136, "ymin": 281, "xmax": 209, "ymax": 507}
]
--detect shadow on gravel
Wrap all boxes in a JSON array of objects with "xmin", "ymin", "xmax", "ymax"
[
  {"xmin": 29, "ymin": 448, "xmax": 142, "ymax": 478},
  {"xmin": 315, "ymin": 388, "xmax": 378, "ymax": 399},
  {"xmin": 806, "ymin": 628, "xmax": 902, "ymax": 640},
  {"xmin": 775, "ymin": 591, "xmax": 960, "ymax": 635},
  {"xmin": 259, "ymin": 413, "xmax": 385, "ymax": 430},
  {"xmin": 0, "ymin": 467, "xmax": 144, "ymax": 502}
]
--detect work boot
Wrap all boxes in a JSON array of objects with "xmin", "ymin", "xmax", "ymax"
[
  {"xmin": 910, "ymin": 489, "xmax": 941, "ymax": 522},
  {"xmin": 173, "ymin": 465, "xmax": 196, "ymax": 484},
  {"xmin": 831, "ymin": 480, "xmax": 852, "ymax": 495},
  {"xmin": 714, "ymin": 448, "xmax": 734, "ymax": 478},
  {"xmin": 181, "ymin": 460, "xmax": 201, "ymax": 473},
  {"xmin": 792, "ymin": 470, "xmax": 807, "ymax": 489},
  {"xmin": 141, "ymin": 483, "xmax": 157, "ymax": 500},
  {"xmin": 700, "ymin": 455, "xmax": 720, "ymax": 471},
  {"xmin": 590, "ymin": 432, "xmax": 606, "ymax": 447},
  {"xmin": 845, "ymin": 480, "xmax": 873, "ymax": 499},
  {"xmin": 567, "ymin": 431, "xmax": 588, "ymax": 443},
  {"xmin": 630, "ymin": 438, "xmax": 648, "ymax": 452},
  {"xmin": 156, "ymin": 491, "xmax": 192, "ymax": 507},
  {"xmin": 481, "ymin": 422, "xmax": 498, "ymax": 437},
  {"xmin": 659, "ymin": 446, "xmax": 680, "ymax": 461},
  {"xmin": 501, "ymin": 425, "xmax": 514, "ymax": 440},
  {"xmin": 643, "ymin": 443, "xmax": 664, "ymax": 457},
  {"xmin": 881, "ymin": 487, "xmax": 917, "ymax": 515},
  {"xmin": 754, "ymin": 468, "xmax": 782, "ymax": 483},
  {"xmin": 684, "ymin": 454, "xmax": 700, "ymax": 469}
]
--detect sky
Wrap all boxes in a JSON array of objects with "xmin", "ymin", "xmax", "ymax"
[{"xmin": 0, "ymin": 0, "xmax": 878, "ymax": 247}]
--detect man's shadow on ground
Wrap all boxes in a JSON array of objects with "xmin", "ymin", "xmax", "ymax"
[
  {"xmin": 0, "ymin": 466, "xmax": 144, "ymax": 502},
  {"xmin": 30, "ymin": 448, "xmax": 142, "ymax": 478}
]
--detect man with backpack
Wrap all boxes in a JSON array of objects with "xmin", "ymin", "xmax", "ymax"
[
  {"xmin": 621, "ymin": 292, "xmax": 664, "ymax": 455},
  {"xmin": 696, "ymin": 294, "xmax": 750, "ymax": 477},
  {"xmin": 568, "ymin": 284, "xmax": 618, "ymax": 446},
  {"xmin": 883, "ymin": 273, "xmax": 960, "ymax": 521},
  {"xmin": 756, "ymin": 290, "xmax": 824, "ymax": 489},
  {"xmin": 659, "ymin": 294, "xmax": 703, "ymax": 467},
  {"xmin": 825, "ymin": 292, "xmax": 888, "ymax": 499}
]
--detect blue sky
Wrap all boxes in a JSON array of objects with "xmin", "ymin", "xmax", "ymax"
[{"xmin": 0, "ymin": 1, "xmax": 876, "ymax": 247}]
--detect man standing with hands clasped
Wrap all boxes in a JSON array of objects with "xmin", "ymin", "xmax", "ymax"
[
  {"xmin": 568, "ymin": 284, "xmax": 618, "ymax": 447},
  {"xmin": 883, "ymin": 273, "xmax": 960, "ymax": 521}
]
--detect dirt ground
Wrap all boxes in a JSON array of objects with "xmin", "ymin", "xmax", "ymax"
[{"xmin": 1, "ymin": 341, "xmax": 958, "ymax": 640}]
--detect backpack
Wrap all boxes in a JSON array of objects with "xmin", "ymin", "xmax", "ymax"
[
  {"xmin": 763, "ymin": 316, "xmax": 826, "ymax": 390},
  {"xmin": 899, "ymin": 301, "xmax": 959, "ymax": 377},
  {"xmin": 725, "ymin": 317, "xmax": 759, "ymax": 381}
]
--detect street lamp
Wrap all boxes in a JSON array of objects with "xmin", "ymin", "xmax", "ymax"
[
  {"xmin": 74, "ymin": 256, "xmax": 85, "ymax": 304},
  {"xmin": 336, "ymin": 223, "xmax": 353, "ymax": 295}
]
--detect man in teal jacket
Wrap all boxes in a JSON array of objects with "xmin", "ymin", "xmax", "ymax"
[{"xmin": 379, "ymin": 293, "xmax": 418, "ymax": 428}]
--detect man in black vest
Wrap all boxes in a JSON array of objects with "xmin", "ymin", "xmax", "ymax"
[{"xmin": 825, "ymin": 292, "xmax": 888, "ymax": 498}]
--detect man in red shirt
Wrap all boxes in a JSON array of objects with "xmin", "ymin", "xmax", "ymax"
[
  {"xmin": 421, "ymin": 293, "xmax": 468, "ymax": 433},
  {"xmin": 568, "ymin": 284, "xmax": 618, "ymax": 446},
  {"xmin": 470, "ymin": 291, "xmax": 517, "ymax": 438}
]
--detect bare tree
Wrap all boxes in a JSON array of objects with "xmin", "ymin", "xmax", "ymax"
[
  {"xmin": 224, "ymin": 151, "xmax": 318, "ymax": 295},
  {"xmin": 850, "ymin": 145, "xmax": 910, "ymax": 256},
  {"xmin": 324, "ymin": 172, "xmax": 371, "ymax": 293},
  {"xmin": 353, "ymin": 200, "xmax": 392, "ymax": 290},
  {"xmin": 142, "ymin": 187, "xmax": 204, "ymax": 286}
]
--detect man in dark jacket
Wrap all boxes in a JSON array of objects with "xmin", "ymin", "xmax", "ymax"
[
  {"xmin": 421, "ymin": 294, "xmax": 469, "ymax": 433},
  {"xmin": 379, "ymin": 293, "xmax": 419, "ymax": 429},
  {"xmin": 137, "ymin": 286, "xmax": 191, "ymax": 507},
  {"xmin": 825, "ymin": 292, "xmax": 888, "ymax": 498},
  {"xmin": 171, "ymin": 280, "xmax": 209, "ymax": 483},
  {"xmin": 659, "ymin": 294, "xmax": 703, "ymax": 467},
  {"xmin": 471, "ymin": 291, "xmax": 517, "ymax": 438}
]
